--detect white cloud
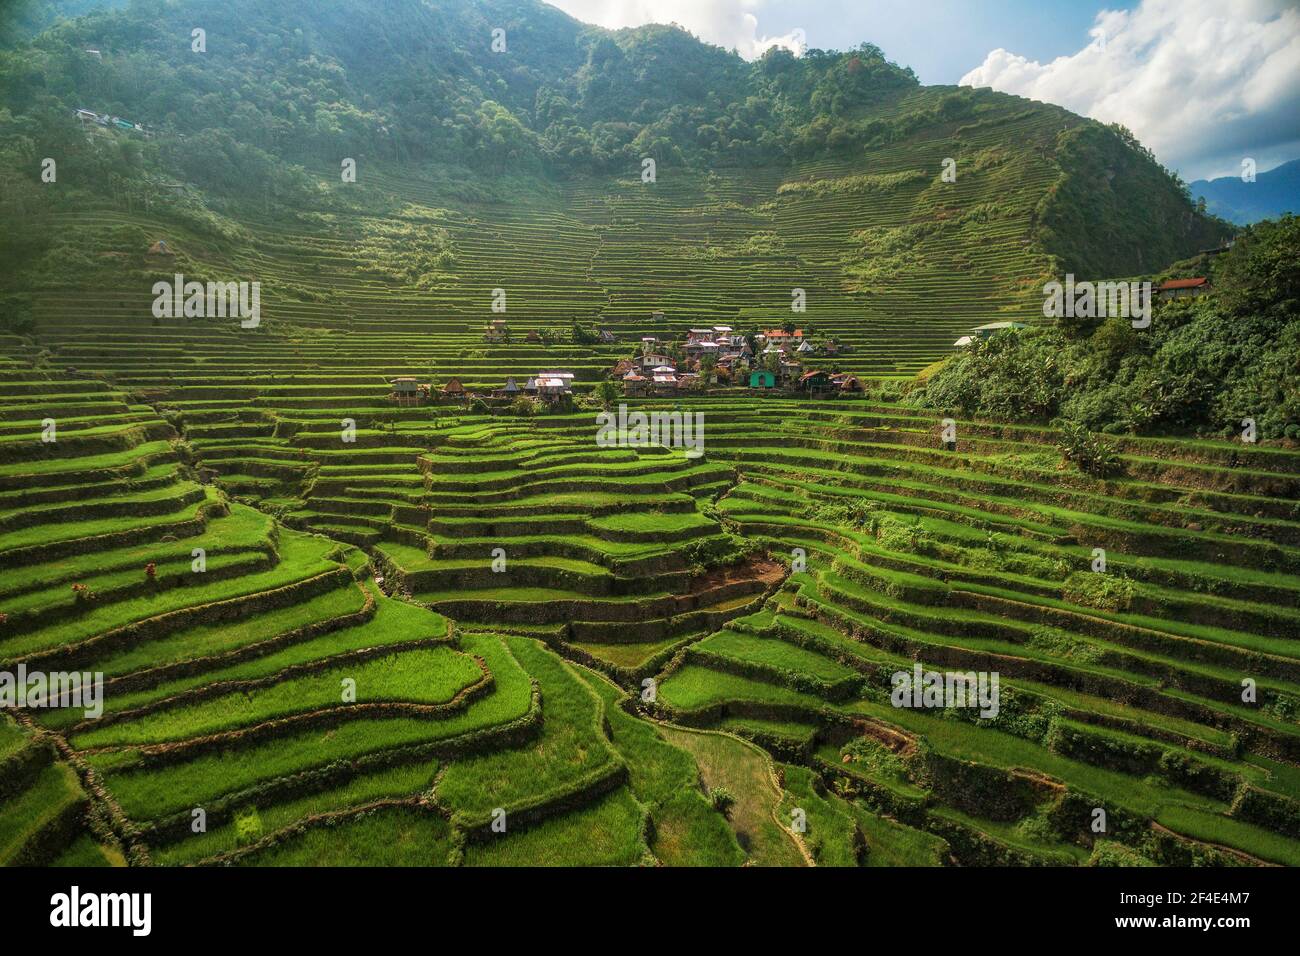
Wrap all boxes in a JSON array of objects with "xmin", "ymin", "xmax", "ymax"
[
  {"xmin": 959, "ymin": 0, "xmax": 1300, "ymax": 180},
  {"xmin": 546, "ymin": 0, "xmax": 805, "ymax": 58}
]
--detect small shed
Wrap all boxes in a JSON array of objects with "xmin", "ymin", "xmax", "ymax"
[
  {"xmin": 536, "ymin": 375, "xmax": 573, "ymax": 402},
  {"xmin": 147, "ymin": 240, "xmax": 175, "ymax": 256},
  {"xmin": 443, "ymin": 377, "xmax": 466, "ymax": 397},
  {"xmin": 390, "ymin": 376, "xmax": 424, "ymax": 406},
  {"xmin": 749, "ymin": 370, "xmax": 776, "ymax": 389}
]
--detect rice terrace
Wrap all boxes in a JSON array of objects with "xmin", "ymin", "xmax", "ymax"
[{"xmin": 1, "ymin": 0, "xmax": 1299, "ymax": 899}]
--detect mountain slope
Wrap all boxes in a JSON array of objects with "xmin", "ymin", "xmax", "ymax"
[{"xmin": 0, "ymin": 0, "xmax": 1230, "ymax": 370}]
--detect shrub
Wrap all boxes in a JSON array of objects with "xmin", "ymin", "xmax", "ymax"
[
  {"xmin": 1055, "ymin": 419, "xmax": 1123, "ymax": 478},
  {"xmin": 509, "ymin": 397, "xmax": 539, "ymax": 417},
  {"xmin": 1061, "ymin": 571, "xmax": 1135, "ymax": 612},
  {"xmin": 709, "ymin": 786, "xmax": 735, "ymax": 818},
  {"xmin": 874, "ymin": 512, "xmax": 926, "ymax": 553},
  {"xmin": 234, "ymin": 806, "xmax": 264, "ymax": 846},
  {"xmin": 841, "ymin": 737, "xmax": 909, "ymax": 780},
  {"xmin": 1088, "ymin": 841, "xmax": 1157, "ymax": 867}
]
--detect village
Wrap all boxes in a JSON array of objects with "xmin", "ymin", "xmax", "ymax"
[
  {"xmin": 386, "ymin": 313, "xmax": 868, "ymax": 407},
  {"xmin": 384, "ymin": 283, "xmax": 1209, "ymax": 408}
]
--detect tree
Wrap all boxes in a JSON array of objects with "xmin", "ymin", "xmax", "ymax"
[
  {"xmin": 593, "ymin": 380, "xmax": 621, "ymax": 408},
  {"xmin": 698, "ymin": 351, "xmax": 718, "ymax": 386}
]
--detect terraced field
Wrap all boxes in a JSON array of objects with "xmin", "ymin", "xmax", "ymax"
[
  {"xmin": 19, "ymin": 85, "xmax": 1084, "ymax": 391},
  {"xmin": 3, "ymin": 333, "xmax": 1299, "ymax": 868}
]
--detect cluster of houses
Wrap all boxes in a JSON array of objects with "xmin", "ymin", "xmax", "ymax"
[
  {"xmin": 500, "ymin": 372, "xmax": 574, "ymax": 403},
  {"xmin": 464, "ymin": 312, "xmax": 870, "ymax": 403},
  {"xmin": 615, "ymin": 326, "xmax": 857, "ymax": 397},
  {"xmin": 74, "ymin": 108, "xmax": 153, "ymax": 137}
]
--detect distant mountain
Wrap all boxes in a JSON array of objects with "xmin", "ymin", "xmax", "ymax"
[{"xmin": 1192, "ymin": 159, "xmax": 1300, "ymax": 225}]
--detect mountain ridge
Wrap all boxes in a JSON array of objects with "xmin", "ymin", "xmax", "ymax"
[{"xmin": 1192, "ymin": 158, "xmax": 1300, "ymax": 226}]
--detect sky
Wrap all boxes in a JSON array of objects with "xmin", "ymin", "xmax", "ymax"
[{"xmin": 546, "ymin": 0, "xmax": 1300, "ymax": 181}]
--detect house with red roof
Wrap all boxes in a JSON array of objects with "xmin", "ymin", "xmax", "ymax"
[{"xmin": 1156, "ymin": 277, "xmax": 1209, "ymax": 299}]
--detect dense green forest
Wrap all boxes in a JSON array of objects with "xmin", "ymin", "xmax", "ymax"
[
  {"xmin": 0, "ymin": 0, "xmax": 921, "ymax": 184},
  {"xmin": 1, "ymin": 1, "xmax": 1218, "ymax": 226},
  {"xmin": 911, "ymin": 215, "xmax": 1300, "ymax": 441}
]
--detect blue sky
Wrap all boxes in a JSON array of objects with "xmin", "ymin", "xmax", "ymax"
[
  {"xmin": 720, "ymin": 0, "xmax": 1140, "ymax": 85},
  {"xmin": 550, "ymin": 0, "xmax": 1299, "ymax": 181}
]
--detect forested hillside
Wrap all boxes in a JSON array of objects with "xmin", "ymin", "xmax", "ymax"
[{"xmin": 0, "ymin": 0, "xmax": 1228, "ymax": 349}]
